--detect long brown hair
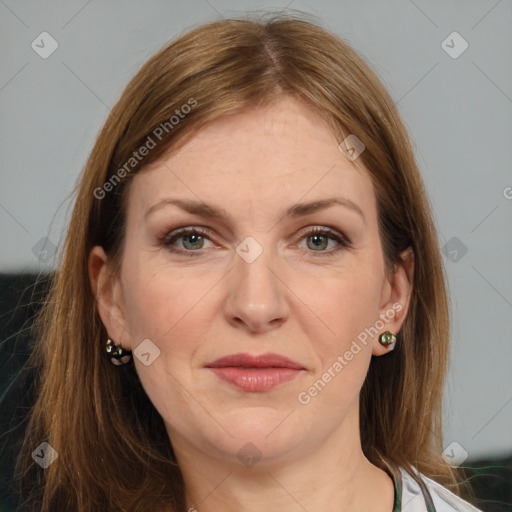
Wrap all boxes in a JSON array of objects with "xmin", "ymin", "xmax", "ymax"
[{"xmin": 15, "ymin": 13, "xmax": 463, "ymax": 511}]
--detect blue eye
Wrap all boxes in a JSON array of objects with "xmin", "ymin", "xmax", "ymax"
[
  {"xmin": 178, "ymin": 232, "xmax": 206, "ymax": 250},
  {"xmin": 298, "ymin": 227, "xmax": 350, "ymax": 254},
  {"xmin": 162, "ymin": 227, "xmax": 214, "ymax": 256}
]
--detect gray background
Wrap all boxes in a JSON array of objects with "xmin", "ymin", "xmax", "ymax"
[{"xmin": 1, "ymin": 0, "xmax": 511, "ymax": 460}]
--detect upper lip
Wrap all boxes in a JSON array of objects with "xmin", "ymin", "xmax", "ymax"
[{"xmin": 205, "ymin": 352, "xmax": 306, "ymax": 370}]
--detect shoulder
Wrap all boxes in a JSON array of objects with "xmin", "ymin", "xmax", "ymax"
[{"xmin": 400, "ymin": 467, "xmax": 483, "ymax": 512}]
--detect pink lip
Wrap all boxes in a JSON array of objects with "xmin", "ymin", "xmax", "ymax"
[{"xmin": 205, "ymin": 352, "xmax": 306, "ymax": 392}]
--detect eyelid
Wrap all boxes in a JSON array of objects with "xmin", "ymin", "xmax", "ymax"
[{"xmin": 295, "ymin": 225, "xmax": 350, "ymax": 243}]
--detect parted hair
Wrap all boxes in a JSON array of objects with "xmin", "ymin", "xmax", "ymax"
[{"xmin": 15, "ymin": 13, "xmax": 462, "ymax": 511}]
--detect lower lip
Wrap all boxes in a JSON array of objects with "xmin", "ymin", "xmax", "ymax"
[{"xmin": 208, "ymin": 367, "xmax": 303, "ymax": 392}]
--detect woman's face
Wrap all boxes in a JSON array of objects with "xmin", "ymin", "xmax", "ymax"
[{"xmin": 92, "ymin": 96, "xmax": 412, "ymax": 469}]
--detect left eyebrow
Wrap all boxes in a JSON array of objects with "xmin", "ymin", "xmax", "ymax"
[
  {"xmin": 286, "ymin": 198, "xmax": 365, "ymax": 225},
  {"xmin": 144, "ymin": 197, "xmax": 366, "ymax": 225}
]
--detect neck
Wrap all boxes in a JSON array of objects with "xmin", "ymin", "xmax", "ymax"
[{"xmin": 172, "ymin": 406, "xmax": 394, "ymax": 512}]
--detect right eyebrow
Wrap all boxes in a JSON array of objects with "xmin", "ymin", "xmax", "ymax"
[{"xmin": 144, "ymin": 198, "xmax": 230, "ymax": 221}]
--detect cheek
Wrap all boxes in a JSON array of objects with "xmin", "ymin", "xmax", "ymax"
[
  {"xmin": 290, "ymin": 258, "xmax": 384, "ymax": 354},
  {"xmin": 293, "ymin": 268, "xmax": 382, "ymax": 414},
  {"xmin": 121, "ymin": 257, "xmax": 218, "ymax": 344},
  {"xmin": 119, "ymin": 265, "xmax": 215, "ymax": 416}
]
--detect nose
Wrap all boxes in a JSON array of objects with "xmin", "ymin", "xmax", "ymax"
[{"xmin": 223, "ymin": 245, "xmax": 290, "ymax": 334}]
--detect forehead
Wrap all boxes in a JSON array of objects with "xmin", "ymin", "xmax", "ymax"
[{"xmin": 128, "ymin": 96, "xmax": 375, "ymax": 219}]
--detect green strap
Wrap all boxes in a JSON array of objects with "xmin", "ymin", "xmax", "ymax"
[
  {"xmin": 389, "ymin": 462, "xmax": 402, "ymax": 512},
  {"xmin": 385, "ymin": 458, "xmax": 437, "ymax": 512}
]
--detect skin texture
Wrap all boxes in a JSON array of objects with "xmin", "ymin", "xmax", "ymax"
[{"xmin": 90, "ymin": 96, "xmax": 414, "ymax": 511}]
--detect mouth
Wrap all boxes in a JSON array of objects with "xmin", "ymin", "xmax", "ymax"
[{"xmin": 205, "ymin": 352, "xmax": 306, "ymax": 392}]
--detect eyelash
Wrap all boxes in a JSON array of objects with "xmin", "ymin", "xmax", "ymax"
[{"xmin": 160, "ymin": 226, "xmax": 351, "ymax": 257}]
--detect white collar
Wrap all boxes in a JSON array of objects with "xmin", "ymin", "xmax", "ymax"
[{"xmin": 400, "ymin": 467, "xmax": 482, "ymax": 512}]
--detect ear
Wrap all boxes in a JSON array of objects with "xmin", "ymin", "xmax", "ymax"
[
  {"xmin": 89, "ymin": 246, "xmax": 132, "ymax": 350},
  {"xmin": 372, "ymin": 247, "xmax": 414, "ymax": 356}
]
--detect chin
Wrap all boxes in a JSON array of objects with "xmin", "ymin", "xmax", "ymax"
[{"xmin": 203, "ymin": 409, "xmax": 310, "ymax": 465}]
